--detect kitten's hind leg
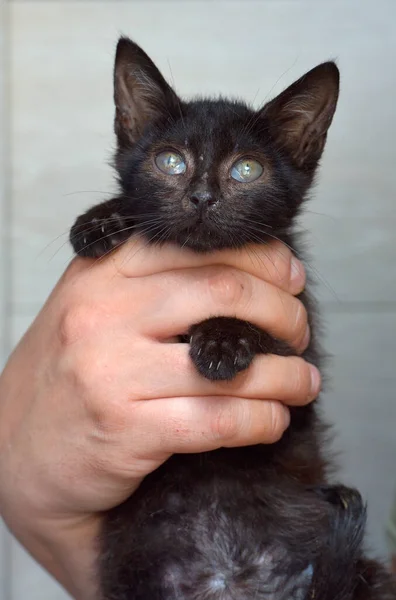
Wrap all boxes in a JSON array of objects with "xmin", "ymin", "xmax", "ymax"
[
  {"xmin": 189, "ymin": 316, "xmax": 293, "ymax": 381},
  {"xmin": 311, "ymin": 484, "xmax": 365, "ymax": 516},
  {"xmin": 70, "ymin": 197, "xmax": 132, "ymax": 258},
  {"xmin": 309, "ymin": 485, "xmax": 396, "ymax": 600},
  {"xmin": 353, "ymin": 560, "xmax": 396, "ymax": 600}
]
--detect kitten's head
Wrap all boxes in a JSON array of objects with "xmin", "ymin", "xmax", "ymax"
[{"xmin": 113, "ymin": 37, "xmax": 339, "ymax": 252}]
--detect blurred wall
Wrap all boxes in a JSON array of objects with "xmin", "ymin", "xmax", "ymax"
[
  {"xmin": 0, "ymin": 3, "xmax": 12, "ymax": 600},
  {"xmin": 1, "ymin": 1, "xmax": 396, "ymax": 598}
]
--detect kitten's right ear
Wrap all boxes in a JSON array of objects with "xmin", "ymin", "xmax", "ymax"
[
  {"xmin": 114, "ymin": 37, "xmax": 181, "ymax": 147},
  {"xmin": 261, "ymin": 62, "xmax": 339, "ymax": 170}
]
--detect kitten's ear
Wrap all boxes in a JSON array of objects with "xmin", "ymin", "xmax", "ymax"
[
  {"xmin": 261, "ymin": 62, "xmax": 339, "ymax": 169},
  {"xmin": 113, "ymin": 37, "xmax": 181, "ymax": 147}
]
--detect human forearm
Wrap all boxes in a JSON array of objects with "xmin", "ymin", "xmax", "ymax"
[{"xmin": 2, "ymin": 504, "xmax": 99, "ymax": 600}]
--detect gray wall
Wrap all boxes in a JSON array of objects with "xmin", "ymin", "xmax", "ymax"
[
  {"xmin": 1, "ymin": 1, "xmax": 395, "ymax": 598},
  {"xmin": 0, "ymin": 3, "xmax": 12, "ymax": 600}
]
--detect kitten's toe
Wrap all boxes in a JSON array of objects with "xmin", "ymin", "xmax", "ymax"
[
  {"xmin": 70, "ymin": 213, "xmax": 128, "ymax": 258},
  {"xmin": 190, "ymin": 332, "xmax": 254, "ymax": 381}
]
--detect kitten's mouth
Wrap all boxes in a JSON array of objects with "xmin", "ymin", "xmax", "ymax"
[
  {"xmin": 170, "ymin": 218, "xmax": 274, "ymax": 252},
  {"xmin": 171, "ymin": 220, "xmax": 234, "ymax": 252}
]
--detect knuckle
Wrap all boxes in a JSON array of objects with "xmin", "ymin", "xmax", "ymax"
[
  {"xmin": 207, "ymin": 267, "xmax": 251, "ymax": 311},
  {"xmin": 92, "ymin": 400, "xmax": 128, "ymax": 435},
  {"xmin": 85, "ymin": 375, "xmax": 126, "ymax": 433},
  {"xmin": 60, "ymin": 345, "xmax": 125, "ymax": 431},
  {"xmin": 58, "ymin": 302, "xmax": 102, "ymax": 346},
  {"xmin": 60, "ymin": 343, "xmax": 100, "ymax": 396}
]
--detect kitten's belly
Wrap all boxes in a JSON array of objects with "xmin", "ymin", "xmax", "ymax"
[{"xmin": 100, "ymin": 455, "xmax": 328, "ymax": 600}]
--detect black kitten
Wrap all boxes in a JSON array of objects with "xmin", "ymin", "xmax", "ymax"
[{"xmin": 70, "ymin": 39, "xmax": 395, "ymax": 600}]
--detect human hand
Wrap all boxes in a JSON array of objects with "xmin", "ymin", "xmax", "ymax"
[{"xmin": 0, "ymin": 238, "xmax": 318, "ymax": 598}]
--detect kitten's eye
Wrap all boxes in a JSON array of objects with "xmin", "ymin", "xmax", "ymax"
[
  {"xmin": 231, "ymin": 159, "xmax": 263, "ymax": 182},
  {"xmin": 155, "ymin": 151, "xmax": 186, "ymax": 175}
]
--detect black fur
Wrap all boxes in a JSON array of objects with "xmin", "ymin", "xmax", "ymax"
[{"xmin": 70, "ymin": 38, "xmax": 395, "ymax": 600}]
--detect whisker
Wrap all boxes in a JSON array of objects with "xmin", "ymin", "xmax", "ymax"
[
  {"xmin": 60, "ymin": 220, "xmax": 170, "ymax": 271},
  {"xmin": 303, "ymin": 210, "xmax": 338, "ymax": 223},
  {"xmin": 245, "ymin": 231, "xmax": 284, "ymax": 281},
  {"xmin": 166, "ymin": 58, "xmax": 186, "ymax": 136},
  {"xmin": 114, "ymin": 224, "xmax": 173, "ymax": 272},
  {"xmin": 240, "ymin": 217, "xmax": 273, "ymax": 229},
  {"xmin": 47, "ymin": 218, "xmax": 166, "ymax": 263},
  {"xmin": 259, "ymin": 57, "xmax": 299, "ymax": 107},
  {"xmin": 62, "ymin": 190, "xmax": 114, "ymax": 198},
  {"xmin": 83, "ymin": 238, "xmax": 131, "ymax": 274},
  {"xmin": 242, "ymin": 225, "xmax": 339, "ymax": 301},
  {"xmin": 56, "ymin": 219, "xmax": 167, "ymax": 266},
  {"xmin": 235, "ymin": 59, "xmax": 299, "ymax": 146},
  {"xmin": 39, "ymin": 212, "xmax": 166, "ymax": 257}
]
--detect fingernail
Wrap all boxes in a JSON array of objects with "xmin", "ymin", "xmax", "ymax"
[
  {"xmin": 291, "ymin": 256, "xmax": 303, "ymax": 281},
  {"xmin": 301, "ymin": 326, "xmax": 310, "ymax": 350},
  {"xmin": 309, "ymin": 365, "xmax": 321, "ymax": 400},
  {"xmin": 291, "ymin": 256, "xmax": 304, "ymax": 285},
  {"xmin": 281, "ymin": 405, "xmax": 291, "ymax": 430}
]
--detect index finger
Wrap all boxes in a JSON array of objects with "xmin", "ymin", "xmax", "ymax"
[{"xmin": 107, "ymin": 236, "xmax": 305, "ymax": 294}]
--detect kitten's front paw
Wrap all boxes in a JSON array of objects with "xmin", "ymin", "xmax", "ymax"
[
  {"xmin": 70, "ymin": 212, "xmax": 129, "ymax": 258},
  {"xmin": 189, "ymin": 317, "xmax": 257, "ymax": 381}
]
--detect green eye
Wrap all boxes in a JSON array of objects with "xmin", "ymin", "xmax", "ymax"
[
  {"xmin": 231, "ymin": 159, "xmax": 263, "ymax": 183},
  {"xmin": 155, "ymin": 151, "xmax": 186, "ymax": 175}
]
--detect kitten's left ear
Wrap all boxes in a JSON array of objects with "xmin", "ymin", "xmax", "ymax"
[
  {"xmin": 113, "ymin": 37, "xmax": 181, "ymax": 148},
  {"xmin": 261, "ymin": 62, "xmax": 339, "ymax": 170}
]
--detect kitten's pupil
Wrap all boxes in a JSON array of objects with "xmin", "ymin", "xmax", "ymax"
[
  {"xmin": 242, "ymin": 163, "xmax": 251, "ymax": 176},
  {"xmin": 155, "ymin": 151, "xmax": 186, "ymax": 175},
  {"xmin": 231, "ymin": 158, "xmax": 263, "ymax": 183}
]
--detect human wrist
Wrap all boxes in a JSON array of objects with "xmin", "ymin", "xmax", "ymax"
[{"xmin": 2, "ymin": 503, "xmax": 99, "ymax": 600}]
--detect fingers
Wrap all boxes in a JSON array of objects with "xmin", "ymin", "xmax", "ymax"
[
  {"xmin": 142, "ymin": 266, "xmax": 308, "ymax": 351},
  {"xmin": 108, "ymin": 236, "xmax": 306, "ymax": 294},
  {"xmin": 68, "ymin": 241, "xmax": 308, "ymax": 351},
  {"xmin": 147, "ymin": 345, "xmax": 320, "ymax": 405},
  {"xmin": 68, "ymin": 339, "xmax": 319, "ymax": 439},
  {"xmin": 128, "ymin": 395, "xmax": 291, "ymax": 458}
]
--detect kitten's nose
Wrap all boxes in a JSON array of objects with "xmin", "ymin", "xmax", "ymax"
[{"xmin": 190, "ymin": 189, "xmax": 217, "ymax": 209}]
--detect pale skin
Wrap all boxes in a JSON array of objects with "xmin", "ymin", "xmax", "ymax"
[{"xmin": 0, "ymin": 238, "xmax": 320, "ymax": 599}]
